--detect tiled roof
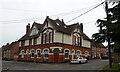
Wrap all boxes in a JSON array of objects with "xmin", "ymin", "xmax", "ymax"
[
  {"xmin": 19, "ymin": 16, "xmax": 91, "ymax": 41},
  {"xmin": 92, "ymin": 40, "xmax": 106, "ymax": 48}
]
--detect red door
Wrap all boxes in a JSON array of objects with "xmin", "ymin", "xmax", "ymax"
[
  {"xmin": 54, "ymin": 52, "xmax": 59, "ymax": 63},
  {"xmin": 53, "ymin": 48, "xmax": 60, "ymax": 63}
]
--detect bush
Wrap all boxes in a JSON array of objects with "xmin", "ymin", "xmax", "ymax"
[
  {"xmin": 2, "ymin": 58, "xmax": 13, "ymax": 61},
  {"xmin": 101, "ymin": 63, "xmax": 120, "ymax": 72}
]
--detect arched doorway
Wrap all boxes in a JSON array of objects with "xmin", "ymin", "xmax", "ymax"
[{"xmin": 53, "ymin": 48, "xmax": 60, "ymax": 63}]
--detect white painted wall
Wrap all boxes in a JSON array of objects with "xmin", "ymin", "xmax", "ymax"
[
  {"xmin": 54, "ymin": 31, "xmax": 62, "ymax": 43},
  {"xmin": 25, "ymin": 40, "xmax": 29, "ymax": 46},
  {"xmin": 82, "ymin": 38, "xmax": 91, "ymax": 48},
  {"xmin": 19, "ymin": 41, "xmax": 21, "ymax": 47},
  {"xmin": 37, "ymin": 34, "xmax": 41, "ymax": 44},
  {"xmin": 64, "ymin": 34, "xmax": 72, "ymax": 44}
]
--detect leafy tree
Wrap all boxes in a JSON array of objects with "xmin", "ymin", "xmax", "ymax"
[{"xmin": 92, "ymin": 1, "xmax": 120, "ymax": 68}]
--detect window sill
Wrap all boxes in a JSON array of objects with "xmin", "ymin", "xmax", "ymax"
[{"xmin": 64, "ymin": 58, "xmax": 69, "ymax": 59}]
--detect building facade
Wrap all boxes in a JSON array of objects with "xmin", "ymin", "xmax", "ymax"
[
  {"xmin": 2, "ymin": 41, "xmax": 19, "ymax": 60},
  {"xmin": 92, "ymin": 41, "xmax": 107, "ymax": 59},
  {"xmin": 18, "ymin": 16, "xmax": 92, "ymax": 63}
]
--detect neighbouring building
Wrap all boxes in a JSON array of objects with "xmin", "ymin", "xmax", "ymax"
[
  {"xmin": 18, "ymin": 16, "xmax": 92, "ymax": 63},
  {"xmin": 2, "ymin": 41, "xmax": 19, "ymax": 60},
  {"xmin": 92, "ymin": 40, "xmax": 107, "ymax": 59}
]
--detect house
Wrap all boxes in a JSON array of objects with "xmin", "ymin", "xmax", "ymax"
[
  {"xmin": 18, "ymin": 16, "xmax": 92, "ymax": 63},
  {"xmin": 2, "ymin": 41, "xmax": 19, "ymax": 60},
  {"xmin": 92, "ymin": 41, "xmax": 107, "ymax": 59}
]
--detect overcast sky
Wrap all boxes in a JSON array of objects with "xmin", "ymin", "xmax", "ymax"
[{"xmin": 0, "ymin": 0, "xmax": 107, "ymax": 47}]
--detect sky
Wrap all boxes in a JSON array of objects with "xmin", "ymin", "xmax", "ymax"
[{"xmin": 0, "ymin": 0, "xmax": 107, "ymax": 47}]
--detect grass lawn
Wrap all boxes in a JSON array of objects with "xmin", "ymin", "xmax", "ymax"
[{"xmin": 100, "ymin": 63, "xmax": 120, "ymax": 72}]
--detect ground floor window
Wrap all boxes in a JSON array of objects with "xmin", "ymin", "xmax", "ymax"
[
  {"xmin": 21, "ymin": 50, "xmax": 25, "ymax": 58},
  {"xmin": 76, "ymin": 50, "xmax": 81, "ymax": 57},
  {"xmin": 31, "ymin": 49, "xmax": 34, "ymax": 58},
  {"xmin": 37, "ymin": 49, "xmax": 41, "ymax": 58},
  {"xmin": 44, "ymin": 49, "xmax": 49, "ymax": 59},
  {"xmin": 64, "ymin": 50, "xmax": 69, "ymax": 59}
]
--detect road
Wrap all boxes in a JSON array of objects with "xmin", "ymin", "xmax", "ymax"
[{"xmin": 2, "ymin": 59, "xmax": 108, "ymax": 70}]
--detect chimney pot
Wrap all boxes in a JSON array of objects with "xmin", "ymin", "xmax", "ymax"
[
  {"xmin": 80, "ymin": 23, "xmax": 83, "ymax": 32},
  {"xmin": 26, "ymin": 23, "xmax": 30, "ymax": 33}
]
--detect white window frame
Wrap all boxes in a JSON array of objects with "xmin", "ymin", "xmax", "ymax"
[
  {"xmin": 36, "ymin": 49, "xmax": 41, "ymax": 58},
  {"xmin": 64, "ymin": 49, "xmax": 70, "ymax": 59},
  {"xmin": 76, "ymin": 50, "xmax": 82, "ymax": 57},
  {"xmin": 21, "ymin": 50, "xmax": 25, "ymax": 58},
  {"xmin": 43, "ymin": 48, "xmax": 49, "ymax": 59},
  {"xmin": 30, "ymin": 49, "xmax": 35, "ymax": 58}
]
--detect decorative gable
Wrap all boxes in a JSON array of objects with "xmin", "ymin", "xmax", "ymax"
[{"xmin": 30, "ymin": 26, "xmax": 38, "ymax": 36}]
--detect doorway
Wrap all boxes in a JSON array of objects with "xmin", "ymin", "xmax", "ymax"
[{"xmin": 53, "ymin": 48, "xmax": 60, "ymax": 63}]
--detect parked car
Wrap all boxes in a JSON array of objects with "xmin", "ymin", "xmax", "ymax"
[
  {"xmin": 101, "ymin": 55, "xmax": 109, "ymax": 59},
  {"xmin": 70, "ymin": 57, "xmax": 87, "ymax": 64}
]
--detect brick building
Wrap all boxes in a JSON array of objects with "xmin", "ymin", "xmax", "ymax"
[
  {"xmin": 2, "ymin": 41, "xmax": 19, "ymax": 60},
  {"xmin": 18, "ymin": 16, "xmax": 92, "ymax": 63},
  {"xmin": 92, "ymin": 41, "xmax": 107, "ymax": 59}
]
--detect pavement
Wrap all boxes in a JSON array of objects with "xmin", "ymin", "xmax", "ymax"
[{"xmin": 2, "ymin": 59, "xmax": 109, "ymax": 70}]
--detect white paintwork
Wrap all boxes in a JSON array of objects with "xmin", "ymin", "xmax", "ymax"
[
  {"xmin": 37, "ymin": 35, "xmax": 41, "ymax": 44},
  {"xmin": 54, "ymin": 31, "xmax": 63, "ymax": 43},
  {"xmin": 25, "ymin": 40, "xmax": 29, "ymax": 46},
  {"xmin": 64, "ymin": 34, "xmax": 72, "ymax": 44},
  {"xmin": 82, "ymin": 38, "xmax": 91, "ymax": 48},
  {"xmin": 30, "ymin": 26, "xmax": 38, "ymax": 36},
  {"xmin": 19, "ymin": 41, "xmax": 21, "ymax": 47},
  {"xmin": 32, "ymin": 39, "xmax": 34, "ymax": 45},
  {"xmin": 42, "ymin": 21, "xmax": 54, "ymax": 30}
]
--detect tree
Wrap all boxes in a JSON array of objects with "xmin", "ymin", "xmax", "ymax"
[{"xmin": 92, "ymin": 1, "xmax": 120, "ymax": 68}]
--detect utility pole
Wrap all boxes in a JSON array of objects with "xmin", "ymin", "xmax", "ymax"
[{"xmin": 105, "ymin": 1, "xmax": 112, "ymax": 68}]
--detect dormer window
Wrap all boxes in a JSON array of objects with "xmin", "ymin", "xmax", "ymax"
[
  {"xmin": 64, "ymin": 25, "xmax": 67, "ymax": 28},
  {"xmin": 56, "ymin": 23, "xmax": 59, "ymax": 26},
  {"xmin": 30, "ymin": 26, "xmax": 38, "ymax": 36}
]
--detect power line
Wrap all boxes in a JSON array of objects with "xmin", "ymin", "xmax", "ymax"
[
  {"xmin": 0, "ymin": 4, "xmax": 97, "ymax": 24},
  {"xmin": 66, "ymin": 1, "xmax": 105, "ymax": 23}
]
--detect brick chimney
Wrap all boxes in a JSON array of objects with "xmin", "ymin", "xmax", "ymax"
[
  {"xmin": 26, "ymin": 23, "xmax": 30, "ymax": 33},
  {"xmin": 80, "ymin": 23, "xmax": 83, "ymax": 32}
]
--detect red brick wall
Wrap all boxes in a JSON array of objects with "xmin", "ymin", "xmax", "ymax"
[{"xmin": 18, "ymin": 43, "xmax": 92, "ymax": 63}]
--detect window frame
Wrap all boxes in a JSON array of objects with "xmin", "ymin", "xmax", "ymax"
[{"xmin": 64, "ymin": 49, "xmax": 70, "ymax": 59}]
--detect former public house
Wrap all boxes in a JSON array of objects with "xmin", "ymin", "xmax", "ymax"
[{"xmin": 18, "ymin": 16, "xmax": 92, "ymax": 63}]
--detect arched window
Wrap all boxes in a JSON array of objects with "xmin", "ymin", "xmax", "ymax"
[
  {"xmin": 85, "ymin": 51, "xmax": 89, "ymax": 56},
  {"xmin": 44, "ymin": 49, "xmax": 49, "ymax": 59},
  {"xmin": 76, "ymin": 50, "xmax": 81, "ymax": 57},
  {"xmin": 64, "ymin": 49, "xmax": 70, "ymax": 59},
  {"xmin": 31, "ymin": 49, "xmax": 35, "ymax": 58},
  {"xmin": 36, "ymin": 49, "xmax": 41, "ymax": 58},
  {"xmin": 26, "ymin": 49, "xmax": 29, "ymax": 55},
  {"xmin": 21, "ymin": 50, "xmax": 25, "ymax": 58}
]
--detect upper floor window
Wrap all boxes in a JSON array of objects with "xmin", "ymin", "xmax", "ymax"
[
  {"xmin": 29, "ymin": 39, "xmax": 32, "ymax": 45},
  {"xmin": 33, "ymin": 38, "xmax": 37, "ymax": 45},
  {"xmin": 73, "ymin": 33, "xmax": 81, "ymax": 46},
  {"xmin": 21, "ymin": 41, "xmax": 25, "ymax": 47},
  {"xmin": 49, "ymin": 32, "xmax": 53, "ymax": 43},
  {"xmin": 42, "ymin": 30, "xmax": 53, "ymax": 44}
]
